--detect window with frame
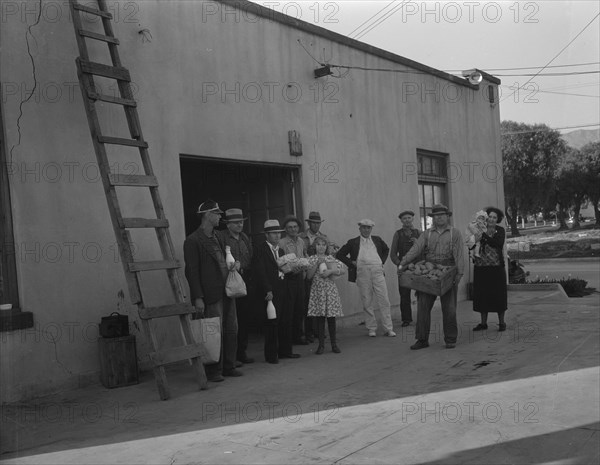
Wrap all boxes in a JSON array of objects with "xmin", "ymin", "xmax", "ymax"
[{"xmin": 417, "ymin": 150, "xmax": 449, "ymax": 230}]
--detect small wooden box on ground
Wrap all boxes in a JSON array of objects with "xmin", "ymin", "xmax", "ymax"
[
  {"xmin": 98, "ymin": 335, "xmax": 139, "ymax": 388},
  {"xmin": 399, "ymin": 266, "xmax": 457, "ymax": 296}
]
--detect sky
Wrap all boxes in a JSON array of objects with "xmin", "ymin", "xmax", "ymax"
[{"xmin": 251, "ymin": 0, "xmax": 600, "ymax": 134}]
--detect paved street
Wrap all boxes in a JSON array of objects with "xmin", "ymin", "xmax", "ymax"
[{"xmin": 1, "ymin": 288, "xmax": 598, "ymax": 464}]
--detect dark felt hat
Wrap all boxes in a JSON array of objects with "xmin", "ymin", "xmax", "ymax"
[{"xmin": 427, "ymin": 204, "xmax": 452, "ymax": 217}]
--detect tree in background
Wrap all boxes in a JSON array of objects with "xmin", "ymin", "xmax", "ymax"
[
  {"xmin": 501, "ymin": 121, "xmax": 566, "ymax": 235},
  {"xmin": 554, "ymin": 148, "xmax": 587, "ymax": 230},
  {"xmin": 579, "ymin": 142, "xmax": 600, "ymax": 227}
]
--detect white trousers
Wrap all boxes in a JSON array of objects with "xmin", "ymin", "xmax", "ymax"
[{"xmin": 356, "ymin": 265, "xmax": 393, "ymax": 332}]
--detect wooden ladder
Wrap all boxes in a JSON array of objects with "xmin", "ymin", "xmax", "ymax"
[{"xmin": 68, "ymin": 0, "xmax": 208, "ymax": 400}]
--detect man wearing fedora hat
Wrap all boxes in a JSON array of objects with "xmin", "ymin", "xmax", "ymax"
[
  {"xmin": 218, "ymin": 208, "xmax": 255, "ymax": 365},
  {"xmin": 253, "ymin": 219, "xmax": 300, "ymax": 363},
  {"xmin": 390, "ymin": 210, "xmax": 421, "ymax": 327},
  {"xmin": 184, "ymin": 200, "xmax": 242, "ymax": 381},
  {"xmin": 398, "ymin": 204, "xmax": 465, "ymax": 350},
  {"xmin": 336, "ymin": 219, "xmax": 396, "ymax": 337}
]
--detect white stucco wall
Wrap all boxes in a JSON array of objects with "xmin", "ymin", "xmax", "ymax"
[{"xmin": 1, "ymin": 0, "xmax": 502, "ymax": 402}]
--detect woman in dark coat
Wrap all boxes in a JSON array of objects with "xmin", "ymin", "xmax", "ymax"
[{"xmin": 472, "ymin": 206, "xmax": 508, "ymax": 331}]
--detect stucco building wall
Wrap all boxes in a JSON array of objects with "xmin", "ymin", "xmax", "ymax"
[{"xmin": 1, "ymin": 0, "xmax": 502, "ymax": 402}]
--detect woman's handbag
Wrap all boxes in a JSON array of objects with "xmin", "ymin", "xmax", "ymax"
[
  {"xmin": 190, "ymin": 316, "xmax": 221, "ymax": 364},
  {"xmin": 225, "ymin": 270, "xmax": 247, "ymax": 298}
]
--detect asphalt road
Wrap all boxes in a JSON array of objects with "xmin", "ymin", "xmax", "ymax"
[{"xmin": 520, "ymin": 257, "xmax": 600, "ymax": 292}]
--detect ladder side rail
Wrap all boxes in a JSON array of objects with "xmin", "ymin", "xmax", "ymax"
[{"xmin": 75, "ymin": 64, "xmax": 142, "ymax": 304}]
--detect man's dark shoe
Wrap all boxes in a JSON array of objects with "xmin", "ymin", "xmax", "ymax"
[
  {"xmin": 238, "ymin": 356, "xmax": 255, "ymax": 364},
  {"xmin": 223, "ymin": 368, "xmax": 243, "ymax": 377},
  {"xmin": 410, "ymin": 340, "xmax": 430, "ymax": 350},
  {"xmin": 498, "ymin": 323, "xmax": 507, "ymax": 332},
  {"xmin": 235, "ymin": 361, "xmax": 243, "ymax": 368},
  {"xmin": 473, "ymin": 323, "xmax": 488, "ymax": 331},
  {"xmin": 266, "ymin": 358, "xmax": 279, "ymax": 364},
  {"xmin": 207, "ymin": 374, "xmax": 225, "ymax": 382},
  {"xmin": 401, "ymin": 321, "xmax": 410, "ymax": 327},
  {"xmin": 293, "ymin": 338, "xmax": 309, "ymax": 345},
  {"xmin": 445, "ymin": 343, "xmax": 456, "ymax": 349},
  {"xmin": 316, "ymin": 344, "xmax": 324, "ymax": 355},
  {"xmin": 280, "ymin": 353, "xmax": 301, "ymax": 359}
]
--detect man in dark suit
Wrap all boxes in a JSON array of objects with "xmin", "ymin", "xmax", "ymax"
[
  {"xmin": 184, "ymin": 199, "xmax": 241, "ymax": 382},
  {"xmin": 253, "ymin": 219, "xmax": 300, "ymax": 363},
  {"xmin": 336, "ymin": 219, "xmax": 396, "ymax": 338}
]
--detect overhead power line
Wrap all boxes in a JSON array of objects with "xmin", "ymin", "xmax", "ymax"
[
  {"xmin": 493, "ymin": 71, "xmax": 599, "ymax": 77},
  {"xmin": 501, "ymin": 12, "xmax": 600, "ymax": 103},
  {"xmin": 445, "ymin": 62, "xmax": 600, "ymax": 72},
  {"xmin": 501, "ymin": 123, "xmax": 600, "ymax": 135}
]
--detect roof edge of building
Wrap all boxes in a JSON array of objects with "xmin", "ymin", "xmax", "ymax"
[{"xmin": 218, "ymin": 0, "xmax": 501, "ymax": 88}]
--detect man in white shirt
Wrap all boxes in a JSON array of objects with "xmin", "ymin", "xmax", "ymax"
[{"xmin": 336, "ymin": 219, "xmax": 396, "ymax": 337}]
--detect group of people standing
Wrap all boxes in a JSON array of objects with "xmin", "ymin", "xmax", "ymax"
[{"xmin": 183, "ymin": 199, "xmax": 508, "ymax": 383}]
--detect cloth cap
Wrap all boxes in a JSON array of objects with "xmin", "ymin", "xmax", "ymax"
[
  {"xmin": 358, "ymin": 219, "xmax": 375, "ymax": 227},
  {"xmin": 398, "ymin": 210, "xmax": 415, "ymax": 219}
]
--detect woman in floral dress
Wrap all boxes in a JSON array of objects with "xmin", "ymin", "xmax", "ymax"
[{"xmin": 306, "ymin": 237, "xmax": 346, "ymax": 354}]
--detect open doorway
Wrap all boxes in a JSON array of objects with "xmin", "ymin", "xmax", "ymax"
[{"xmin": 180, "ymin": 156, "xmax": 303, "ymax": 246}]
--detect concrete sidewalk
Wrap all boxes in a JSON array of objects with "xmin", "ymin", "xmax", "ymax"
[{"xmin": 1, "ymin": 289, "xmax": 599, "ymax": 464}]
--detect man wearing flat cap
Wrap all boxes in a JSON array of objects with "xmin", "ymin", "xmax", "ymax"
[
  {"xmin": 398, "ymin": 204, "xmax": 465, "ymax": 350},
  {"xmin": 390, "ymin": 210, "xmax": 421, "ymax": 327},
  {"xmin": 218, "ymin": 208, "xmax": 254, "ymax": 365},
  {"xmin": 184, "ymin": 200, "xmax": 241, "ymax": 382},
  {"xmin": 336, "ymin": 219, "xmax": 396, "ymax": 337}
]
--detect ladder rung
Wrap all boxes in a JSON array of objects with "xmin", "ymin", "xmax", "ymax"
[
  {"xmin": 98, "ymin": 135, "xmax": 148, "ymax": 148},
  {"xmin": 128, "ymin": 260, "xmax": 180, "ymax": 272},
  {"xmin": 88, "ymin": 91, "xmax": 137, "ymax": 107},
  {"xmin": 139, "ymin": 303, "xmax": 197, "ymax": 320},
  {"xmin": 78, "ymin": 29, "xmax": 120, "ymax": 44},
  {"xmin": 109, "ymin": 174, "xmax": 158, "ymax": 186},
  {"xmin": 122, "ymin": 218, "xmax": 169, "ymax": 229},
  {"xmin": 73, "ymin": 3, "xmax": 113, "ymax": 19},
  {"xmin": 149, "ymin": 343, "xmax": 209, "ymax": 367},
  {"xmin": 78, "ymin": 60, "xmax": 131, "ymax": 81}
]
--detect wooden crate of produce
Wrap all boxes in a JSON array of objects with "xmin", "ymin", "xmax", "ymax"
[{"xmin": 399, "ymin": 265, "xmax": 457, "ymax": 296}]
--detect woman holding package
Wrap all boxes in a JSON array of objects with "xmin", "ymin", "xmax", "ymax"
[
  {"xmin": 472, "ymin": 206, "xmax": 508, "ymax": 331},
  {"xmin": 306, "ymin": 237, "xmax": 346, "ymax": 354}
]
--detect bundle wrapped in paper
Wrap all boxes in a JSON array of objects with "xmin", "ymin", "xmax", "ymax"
[{"xmin": 277, "ymin": 253, "xmax": 310, "ymax": 274}]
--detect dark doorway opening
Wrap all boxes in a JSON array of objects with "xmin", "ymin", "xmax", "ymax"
[
  {"xmin": 179, "ymin": 156, "xmax": 304, "ymax": 336},
  {"xmin": 180, "ymin": 156, "xmax": 303, "ymax": 244}
]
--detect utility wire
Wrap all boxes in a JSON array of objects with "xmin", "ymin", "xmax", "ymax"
[
  {"xmin": 445, "ymin": 62, "xmax": 600, "ymax": 72},
  {"xmin": 500, "ymin": 12, "xmax": 600, "ymax": 103},
  {"xmin": 493, "ymin": 71, "xmax": 599, "ymax": 77},
  {"xmin": 348, "ymin": 0, "xmax": 398, "ymax": 38},
  {"xmin": 351, "ymin": 0, "xmax": 413, "ymax": 41},
  {"xmin": 499, "ymin": 85, "xmax": 600, "ymax": 98},
  {"xmin": 502, "ymin": 123, "xmax": 600, "ymax": 135}
]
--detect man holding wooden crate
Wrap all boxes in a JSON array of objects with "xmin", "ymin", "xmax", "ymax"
[{"xmin": 397, "ymin": 204, "xmax": 464, "ymax": 350}]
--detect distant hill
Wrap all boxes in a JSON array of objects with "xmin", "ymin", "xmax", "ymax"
[{"xmin": 561, "ymin": 128, "xmax": 600, "ymax": 149}]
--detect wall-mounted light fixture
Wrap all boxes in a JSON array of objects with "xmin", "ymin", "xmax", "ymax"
[
  {"xmin": 314, "ymin": 65, "xmax": 333, "ymax": 78},
  {"xmin": 462, "ymin": 68, "xmax": 483, "ymax": 85}
]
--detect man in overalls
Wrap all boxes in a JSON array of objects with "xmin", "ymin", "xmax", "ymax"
[{"xmin": 398, "ymin": 204, "xmax": 465, "ymax": 349}]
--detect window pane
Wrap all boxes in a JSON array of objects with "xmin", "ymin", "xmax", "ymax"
[
  {"xmin": 431, "ymin": 158, "xmax": 439, "ymax": 176},
  {"xmin": 424, "ymin": 185, "xmax": 433, "ymax": 207},
  {"xmin": 433, "ymin": 185, "xmax": 444, "ymax": 204},
  {"xmin": 418, "ymin": 184, "xmax": 424, "ymax": 206}
]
